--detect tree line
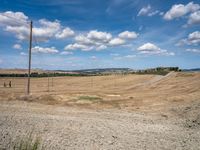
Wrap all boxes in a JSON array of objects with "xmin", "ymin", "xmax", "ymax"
[{"xmin": 0, "ymin": 72, "xmax": 89, "ymax": 77}]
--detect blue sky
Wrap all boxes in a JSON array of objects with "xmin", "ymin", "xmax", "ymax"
[{"xmin": 0, "ymin": 0, "xmax": 200, "ymax": 70}]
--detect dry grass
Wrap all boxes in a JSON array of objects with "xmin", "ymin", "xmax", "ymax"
[{"xmin": 0, "ymin": 72, "xmax": 200, "ymax": 111}]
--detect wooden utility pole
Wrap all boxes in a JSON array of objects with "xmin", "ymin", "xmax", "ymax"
[{"xmin": 27, "ymin": 21, "xmax": 33, "ymax": 95}]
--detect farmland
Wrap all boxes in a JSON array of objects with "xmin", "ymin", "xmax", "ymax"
[
  {"xmin": 0, "ymin": 72, "xmax": 200, "ymax": 149},
  {"xmin": 0, "ymin": 72, "xmax": 199, "ymax": 110}
]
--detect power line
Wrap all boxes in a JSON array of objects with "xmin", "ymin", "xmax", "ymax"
[{"xmin": 32, "ymin": 30, "xmax": 52, "ymax": 93}]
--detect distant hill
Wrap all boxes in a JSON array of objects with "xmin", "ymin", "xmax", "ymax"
[
  {"xmin": 68, "ymin": 68, "xmax": 132, "ymax": 74},
  {"xmin": 0, "ymin": 67, "xmax": 183, "ymax": 77},
  {"xmin": 0, "ymin": 68, "xmax": 133, "ymax": 77},
  {"xmin": 0, "ymin": 68, "xmax": 49, "ymax": 74},
  {"xmin": 183, "ymin": 68, "xmax": 200, "ymax": 72}
]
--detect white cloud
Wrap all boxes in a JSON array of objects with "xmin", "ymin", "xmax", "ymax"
[
  {"xmin": 5, "ymin": 25, "xmax": 29, "ymax": 40},
  {"xmin": 164, "ymin": 2, "xmax": 200, "ymax": 20},
  {"xmin": 87, "ymin": 30, "xmax": 112, "ymax": 43},
  {"xmin": 32, "ymin": 46, "xmax": 59, "ymax": 54},
  {"xmin": 55, "ymin": 27, "xmax": 75, "ymax": 39},
  {"xmin": 138, "ymin": 43, "xmax": 159, "ymax": 51},
  {"xmin": 0, "ymin": 16, "xmax": 61, "ymax": 41},
  {"xmin": 0, "ymin": 11, "xmax": 74, "ymax": 41},
  {"xmin": 188, "ymin": 31, "xmax": 200, "ymax": 44},
  {"xmin": 20, "ymin": 52, "xmax": 27, "ymax": 56},
  {"xmin": 60, "ymin": 51, "xmax": 73, "ymax": 55},
  {"xmin": 0, "ymin": 11, "xmax": 28, "ymax": 26},
  {"xmin": 13, "ymin": 44, "xmax": 22, "ymax": 49},
  {"xmin": 137, "ymin": 5, "xmax": 161, "ymax": 17},
  {"xmin": 96, "ymin": 45, "xmax": 107, "ymax": 50},
  {"xmin": 188, "ymin": 10, "xmax": 200, "ymax": 25},
  {"xmin": 2, "ymin": 17, "xmax": 62, "ymax": 41},
  {"xmin": 137, "ymin": 43, "xmax": 175, "ymax": 56},
  {"xmin": 148, "ymin": 10, "xmax": 160, "ymax": 17},
  {"xmin": 178, "ymin": 31, "xmax": 200, "ymax": 46},
  {"xmin": 64, "ymin": 43, "xmax": 93, "ymax": 51},
  {"xmin": 32, "ymin": 19, "xmax": 61, "ymax": 41},
  {"xmin": 75, "ymin": 35, "xmax": 94, "ymax": 45},
  {"xmin": 118, "ymin": 31, "xmax": 138, "ymax": 39},
  {"xmin": 137, "ymin": 5, "xmax": 151, "ymax": 16},
  {"xmin": 109, "ymin": 38, "xmax": 125, "ymax": 46},
  {"xmin": 67, "ymin": 30, "xmax": 138, "ymax": 51},
  {"xmin": 0, "ymin": 59, "xmax": 3, "ymax": 64},
  {"xmin": 186, "ymin": 48, "xmax": 200, "ymax": 53},
  {"xmin": 71, "ymin": 31, "xmax": 112, "ymax": 50}
]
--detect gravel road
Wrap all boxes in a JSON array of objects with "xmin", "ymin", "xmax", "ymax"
[{"xmin": 0, "ymin": 100, "xmax": 200, "ymax": 150}]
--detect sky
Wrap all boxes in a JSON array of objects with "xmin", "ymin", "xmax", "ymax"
[{"xmin": 0, "ymin": 0, "xmax": 200, "ymax": 70}]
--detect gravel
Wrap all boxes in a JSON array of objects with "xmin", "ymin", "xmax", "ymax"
[{"xmin": 0, "ymin": 100, "xmax": 200, "ymax": 150}]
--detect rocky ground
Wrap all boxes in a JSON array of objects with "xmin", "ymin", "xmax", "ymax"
[{"xmin": 0, "ymin": 99, "xmax": 200, "ymax": 150}]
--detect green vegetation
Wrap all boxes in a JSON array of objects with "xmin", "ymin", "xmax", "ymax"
[
  {"xmin": 0, "ymin": 72, "xmax": 89, "ymax": 78},
  {"xmin": 132, "ymin": 67, "xmax": 181, "ymax": 75},
  {"xmin": 13, "ymin": 133, "xmax": 44, "ymax": 150},
  {"xmin": 78, "ymin": 96, "xmax": 102, "ymax": 101},
  {"xmin": 133, "ymin": 70, "xmax": 169, "ymax": 75}
]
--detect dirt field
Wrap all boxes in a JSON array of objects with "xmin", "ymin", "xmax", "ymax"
[{"xmin": 0, "ymin": 72, "xmax": 200, "ymax": 149}]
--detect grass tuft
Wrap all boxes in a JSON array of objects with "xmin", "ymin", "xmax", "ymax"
[
  {"xmin": 13, "ymin": 132, "xmax": 44, "ymax": 150},
  {"xmin": 78, "ymin": 96, "xmax": 102, "ymax": 101}
]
